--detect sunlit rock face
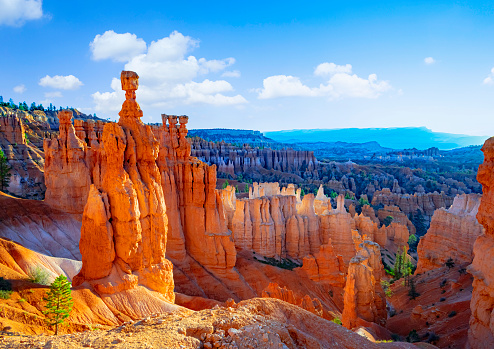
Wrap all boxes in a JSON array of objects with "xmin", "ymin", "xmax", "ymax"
[
  {"xmin": 342, "ymin": 241, "xmax": 386, "ymax": 329},
  {"xmin": 416, "ymin": 194, "xmax": 483, "ymax": 274},
  {"xmin": 468, "ymin": 137, "xmax": 494, "ymax": 348},
  {"xmin": 56, "ymin": 71, "xmax": 236, "ymax": 300},
  {"xmin": 71, "ymin": 71, "xmax": 174, "ymax": 300}
]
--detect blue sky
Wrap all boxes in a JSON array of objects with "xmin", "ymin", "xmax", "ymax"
[{"xmin": 0, "ymin": 0, "xmax": 493, "ymax": 136}]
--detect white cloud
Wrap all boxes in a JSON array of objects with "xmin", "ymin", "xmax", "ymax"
[
  {"xmin": 314, "ymin": 63, "xmax": 352, "ymax": 76},
  {"xmin": 0, "ymin": 0, "xmax": 43, "ymax": 27},
  {"xmin": 222, "ymin": 70, "xmax": 241, "ymax": 78},
  {"xmin": 13, "ymin": 84, "xmax": 26, "ymax": 93},
  {"xmin": 424, "ymin": 57, "xmax": 435, "ymax": 65},
  {"xmin": 483, "ymin": 67, "xmax": 494, "ymax": 85},
  {"xmin": 258, "ymin": 75, "xmax": 321, "ymax": 99},
  {"xmin": 90, "ymin": 30, "xmax": 147, "ymax": 62},
  {"xmin": 44, "ymin": 91, "xmax": 62, "ymax": 98},
  {"xmin": 39, "ymin": 75, "xmax": 83, "ymax": 90},
  {"xmin": 257, "ymin": 62, "xmax": 391, "ymax": 100},
  {"xmin": 92, "ymin": 31, "xmax": 246, "ymax": 113},
  {"xmin": 170, "ymin": 79, "xmax": 247, "ymax": 105},
  {"xmin": 92, "ymin": 78, "xmax": 125, "ymax": 112}
]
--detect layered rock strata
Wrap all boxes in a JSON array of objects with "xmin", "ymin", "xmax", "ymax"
[
  {"xmin": 468, "ymin": 137, "xmax": 494, "ymax": 348},
  {"xmin": 0, "ymin": 113, "xmax": 46, "ymax": 199},
  {"xmin": 190, "ymin": 137, "xmax": 319, "ymax": 180},
  {"xmin": 416, "ymin": 194, "xmax": 483, "ymax": 274},
  {"xmin": 372, "ymin": 188, "xmax": 453, "ymax": 222}
]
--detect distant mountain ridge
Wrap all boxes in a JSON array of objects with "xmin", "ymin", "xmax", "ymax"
[{"xmin": 265, "ymin": 127, "xmax": 489, "ymax": 150}]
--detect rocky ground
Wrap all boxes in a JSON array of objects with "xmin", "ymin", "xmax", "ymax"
[{"xmin": 0, "ymin": 298, "xmax": 435, "ymax": 349}]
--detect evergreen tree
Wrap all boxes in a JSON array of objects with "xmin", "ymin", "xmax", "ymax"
[
  {"xmin": 0, "ymin": 149, "xmax": 11, "ymax": 192},
  {"xmin": 393, "ymin": 246, "xmax": 413, "ymax": 283},
  {"xmin": 410, "ymin": 209, "xmax": 427, "ymax": 237},
  {"xmin": 408, "ymin": 277, "xmax": 419, "ymax": 300},
  {"xmin": 43, "ymin": 275, "xmax": 73, "ymax": 335},
  {"xmin": 383, "ymin": 215, "xmax": 394, "ymax": 227},
  {"xmin": 222, "ymin": 179, "xmax": 229, "ymax": 189},
  {"xmin": 0, "ymin": 96, "xmax": 3, "ymax": 103},
  {"xmin": 30, "ymin": 102, "xmax": 36, "ymax": 111}
]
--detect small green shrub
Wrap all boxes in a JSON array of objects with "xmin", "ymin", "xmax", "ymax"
[
  {"xmin": 331, "ymin": 317, "xmax": 342, "ymax": 325},
  {"xmin": 406, "ymin": 329, "xmax": 420, "ymax": 343},
  {"xmin": 0, "ymin": 290, "xmax": 13, "ymax": 299},
  {"xmin": 28, "ymin": 266, "xmax": 51, "ymax": 285},
  {"xmin": 439, "ymin": 297, "xmax": 446, "ymax": 302},
  {"xmin": 445, "ymin": 258, "xmax": 455, "ymax": 269},
  {"xmin": 18, "ymin": 298, "xmax": 26, "ymax": 303},
  {"xmin": 448, "ymin": 311, "xmax": 457, "ymax": 317}
]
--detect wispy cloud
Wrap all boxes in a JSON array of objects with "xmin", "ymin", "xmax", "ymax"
[
  {"xmin": 13, "ymin": 84, "xmax": 26, "ymax": 93},
  {"xmin": 0, "ymin": 0, "xmax": 43, "ymax": 27},
  {"xmin": 483, "ymin": 67, "xmax": 494, "ymax": 85},
  {"xmin": 424, "ymin": 57, "xmax": 435, "ymax": 65},
  {"xmin": 39, "ymin": 75, "xmax": 83, "ymax": 90}
]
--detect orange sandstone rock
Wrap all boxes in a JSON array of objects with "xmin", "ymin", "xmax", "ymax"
[
  {"xmin": 342, "ymin": 241, "xmax": 386, "ymax": 329},
  {"xmin": 416, "ymin": 194, "xmax": 483, "ymax": 274},
  {"xmin": 72, "ymin": 72, "xmax": 174, "ymax": 302},
  {"xmin": 261, "ymin": 282, "xmax": 324, "ymax": 317},
  {"xmin": 44, "ymin": 110, "xmax": 92, "ymax": 214},
  {"xmin": 468, "ymin": 137, "xmax": 494, "ymax": 348}
]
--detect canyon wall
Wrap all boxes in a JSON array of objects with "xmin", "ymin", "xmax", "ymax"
[
  {"xmin": 0, "ymin": 112, "xmax": 46, "ymax": 199},
  {"xmin": 468, "ymin": 137, "xmax": 494, "ymax": 348},
  {"xmin": 190, "ymin": 137, "xmax": 319, "ymax": 180},
  {"xmin": 372, "ymin": 188, "xmax": 454, "ymax": 222},
  {"xmin": 416, "ymin": 194, "xmax": 483, "ymax": 274}
]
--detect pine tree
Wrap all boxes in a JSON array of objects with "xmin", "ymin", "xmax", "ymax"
[
  {"xmin": 0, "ymin": 149, "xmax": 11, "ymax": 192},
  {"xmin": 43, "ymin": 275, "xmax": 73, "ymax": 335},
  {"xmin": 408, "ymin": 276, "xmax": 419, "ymax": 300}
]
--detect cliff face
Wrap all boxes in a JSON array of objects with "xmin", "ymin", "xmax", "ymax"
[
  {"xmin": 190, "ymin": 137, "xmax": 319, "ymax": 180},
  {"xmin": 0, "ymin": 191, "xmax": 81, "ymax": 259},
  {"xmin": 0, "ymin": 112, "xmax": 46, "ymax": 199},
  {"xmin": 416, "ymin": 194, "xmax": 483, "ymax": 274},
  {"xmin": 372, "ymin": 188, "xmax": 453, "ymax": 222},
  {"xmin": 468, "ymin": 137, "xmax": 494, "ymax": 348}
]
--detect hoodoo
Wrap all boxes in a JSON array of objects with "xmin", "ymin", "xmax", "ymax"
[{"xmin": 468, "ymin": 137, "xmax": 494, "ymax": 348}]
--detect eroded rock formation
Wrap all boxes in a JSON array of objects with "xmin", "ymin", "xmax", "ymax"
[
  {"xmin": 416, "ymin": 194, "xmax": 483, "ymax": 274},
  {"xmin": 468, "ymin": 137, "xmax": 494, "ymax": 348},
  {"xmin": 261, "ymin": 282, "xmax": 324, "ymax": 317},
  {"xmin": 44, "ymin": 110, "xmax": 92, "ymax": 214},
  {"xmin": 372, "ymin": 188, "xmax": 453, "ymax": 222},
  {"xmin": 190, "ymin": 137, "xmax": 319, "ymax": 180},
  {"xmin": 46, "ymin": 71, "xmax": 240, "ymax": 302},
  {"xmin": 72, "ymin": 71, "xmax": 174, "ymax": 301},
  {"xmin": 0, "ymin": 112, "xmax": 46, "ymax": 199},
  {"xmin": 342, "ymin": 241, "xmax": 386, "ymax": 329}
]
